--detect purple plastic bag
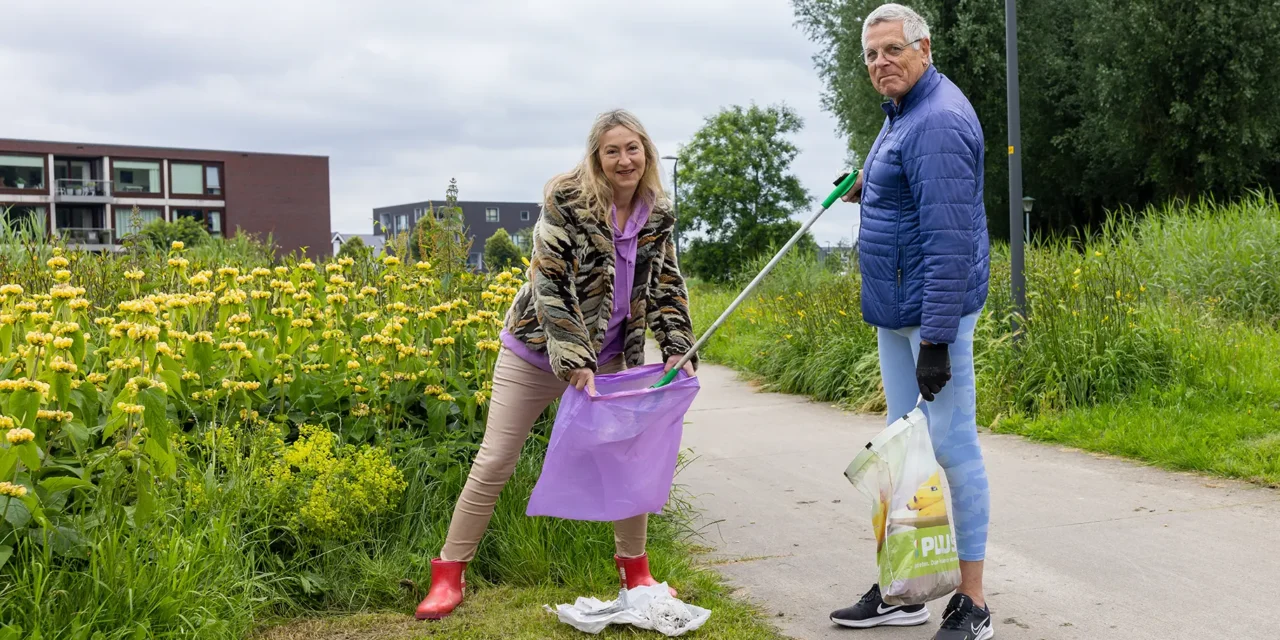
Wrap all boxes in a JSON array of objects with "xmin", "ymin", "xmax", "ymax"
[{"xmin": 526, "ymin": 363, "xmax": 700, "ymax": 522}]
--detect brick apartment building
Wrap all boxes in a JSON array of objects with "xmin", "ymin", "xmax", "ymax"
[
  {"xmin": 372, "ymin": 199, "xmax": 539, "ymax": 270},
  {"xmin": 0, "ymin": 138, "xmax": 331, "ymax": 258}
]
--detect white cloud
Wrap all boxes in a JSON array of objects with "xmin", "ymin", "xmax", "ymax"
[{"xmin": 0, "ymin": 0, "xmax": 865, "ymax": 246}]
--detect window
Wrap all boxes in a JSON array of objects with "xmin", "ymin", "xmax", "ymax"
[
  {"xmin": 175, "ymin": 208, "xmax": 224, "ymax": 237},
  {"xmin": 115, "ymin": 206, "xmax": 163, "ymax": 239},
  {"xmin": 520, "ymin": 210, "xmax": 530, "ymax": 221},
  {"xmin": 170, "ymin": 161, "xmax": 224, "ymax": 197},
  {"xmin": 397, "ymin": 213, "xmax": 409, "ymax": 231},
  {"xmin": 486, "ymin": 207, "xmax": 499, "ymax": 222},
  {"xmin": 0, "ymin": 154, "xmax": 46, "ymax": 192},
  {"xmin": 0, "ymin": 204, "xmax": 47, "ymax": 233},
  {"xmin": 112, "ymin": 160, "xmax": 162, "ymax": 195}
]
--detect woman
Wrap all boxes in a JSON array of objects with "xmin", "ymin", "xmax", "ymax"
[{"xmin": 415, "ymin": 109, "xmax": 699, "ymax": 621}]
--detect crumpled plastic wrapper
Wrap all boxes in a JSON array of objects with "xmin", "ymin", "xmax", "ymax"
[{"xmin": 544, "ymin": 583, "xmax": 711, "ymax": 636}]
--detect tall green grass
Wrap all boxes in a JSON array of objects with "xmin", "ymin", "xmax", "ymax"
[{"xmin": 689, "ymin": 192, "xmax": 1280, "ymax": 485}]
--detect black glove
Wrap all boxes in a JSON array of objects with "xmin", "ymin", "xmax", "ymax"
[{"xmin": 916, "ymin": 342, "xmax": 951, "ymax": 402}]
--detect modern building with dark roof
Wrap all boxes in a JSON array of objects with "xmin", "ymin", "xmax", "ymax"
[
  {"xmin": 0, "ymin": 138, "xmax": 332, "ymax": 258},
  {"xmin": 372, "ymin": 199, "xmax": 538, "ymax": 270}
]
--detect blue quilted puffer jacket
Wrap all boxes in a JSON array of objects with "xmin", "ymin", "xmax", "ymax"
[{"xmin": 857, "ymin": 65, "xmax": 990, "ymax": 345}]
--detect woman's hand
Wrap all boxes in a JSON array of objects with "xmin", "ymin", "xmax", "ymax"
[
  {"xmin": 837, "ymin": 171, "xmax": 864, "ymax": 203},
  {"xmin": 568, "ymin": 368, "xmax": 596, "ymax": 395},
  {"xmin": 664, "ymin": 355, "xmax": 696, "ymax": 378}
]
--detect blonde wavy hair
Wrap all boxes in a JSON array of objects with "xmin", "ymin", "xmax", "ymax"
[{"xmin": 543, "ymin": 109, "xmax": 669, "ymax": 222}]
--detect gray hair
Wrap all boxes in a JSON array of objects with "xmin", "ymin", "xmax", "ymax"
[{"xmin": 862, "ymin": 3, "xmax": 933, "ymax": 64}]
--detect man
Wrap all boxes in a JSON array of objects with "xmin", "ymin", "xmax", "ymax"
[{"xmin": 830, "ymin": 4, "xmax": 993, "ymax": 640}]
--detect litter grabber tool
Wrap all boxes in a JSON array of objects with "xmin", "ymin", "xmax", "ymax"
[
  {"xmin": 843, "ymin": 397, "xmax": 961, "ymax": 606},
  {"xmin": 650, "ymin": 169, "xmax": 860, "ymax": 389}
]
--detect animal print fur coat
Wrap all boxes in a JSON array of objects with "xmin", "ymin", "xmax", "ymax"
[{"xmin": 502, "ymin": 187, "xmax": 698, "ymax": 381}]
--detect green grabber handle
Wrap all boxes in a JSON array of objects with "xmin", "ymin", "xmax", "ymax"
[{"xmin": 650, "ymin": 169, "xmax": 861, "ymax": 389}]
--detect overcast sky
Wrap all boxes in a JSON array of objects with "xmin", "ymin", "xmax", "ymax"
[{"xmin": 0, "ymin": 0, "xmax": 864, "ymax": 246}]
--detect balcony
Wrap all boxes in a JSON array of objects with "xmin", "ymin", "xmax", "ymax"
[
  {"xmin": 54, "ymin": 179, "xmax": 112, "ymax": 203},
  {"xmin": 58, "ymin": 227, "xmax": 119, "ymax": 252}
]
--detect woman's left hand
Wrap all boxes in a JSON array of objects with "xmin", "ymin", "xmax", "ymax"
[{"xmin": 664, "ymin": 355, "xmax": 696, "ymax": 378}]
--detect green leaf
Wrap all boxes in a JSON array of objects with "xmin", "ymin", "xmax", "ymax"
[
  {"xmin": 61, "ymin": 420, "xmax": 91, "ymax": 451},
  {"xmin": 21, "ymin": 493, "xmax": 48, "ymax": 528},
  {"xmin": 12, "ymin": 388, "xmax": 42, "ymax": 433},
  {"xmin": 158, "ymin": 367, "xmax": 183, "ymax": 399},
  {"xmin": 0, "ymin": 323, "xmax": 11, "ymax": 356},
  {"xmin": 16, "ymin": 441, "xmax": 40, "ymax": 472},
  {"xmin": 0, "ymin": 448, "xmax": 16, "ymax": 479},
  {"xmin": 54, "ymin": 373, "xmax": 71, "ymax": 410},
  {"xmin": 39, "ymin": 476, "xmax": 94, "ymax": 495},
  {"xmin": 135, "ymin": 472, "xmax": 155, "ymax": 526},
  {"xmin": 1, "ymin": 496, "xmax": 31, "ymax": 528},
  {"xmin": 71, "ymin": 331, "xmax": 86, "ymax": 365},
  {"xmin": 139, "ymin": 387, "xmax": 169, "ymax": 443},
  {"xmin": 194, "ymin": 342, "xmax": 213, "ymax": 376},
  {"xmin": 143, "ymin": 435, "xmax": 175, "ymax": 477},
  {"xmin": 0, "ymin": 544, "xmax": 12, "ymax": 571}
]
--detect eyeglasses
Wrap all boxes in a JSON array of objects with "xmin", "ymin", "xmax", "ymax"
[{"xmin": 863, "ymin": 38, "xmax": 921, "ymax": 65}]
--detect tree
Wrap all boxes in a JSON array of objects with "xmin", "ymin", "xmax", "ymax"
[
  {"xmin": 793, "ymin": 0, "xmax": 1010, "ymax": 236},
  {"xmin": 792, "ymin": 0, "xmax": 1280, "ymax": 237},
  {"xmin": 337, "ymin": 235, "xmax": 373, "ymax": 262},
  {"xmin": 406, "ymin": 178, "xmax": 473, "ymax": 276},
  {"xmin": 676, "ymin": 103, "xmax": 815, "ymax": 282},
  {"xmin": 483, "ymin": 228, "xmax": 522, "ymax": 271},
  {"xmin": 139, "ymin": 216, "xmax": 210, "ymax": 251}
]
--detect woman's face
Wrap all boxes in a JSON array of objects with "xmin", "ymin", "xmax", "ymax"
[{"xmin": 598, "ymin": 125, "xmax": 646, "ymax": 192}]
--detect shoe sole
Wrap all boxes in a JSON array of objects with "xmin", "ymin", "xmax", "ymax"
[{"xmin": 830, "ymin": 608, "xmax": 930, "ymax": 628}]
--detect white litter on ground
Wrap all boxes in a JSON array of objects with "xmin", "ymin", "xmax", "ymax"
[{"xmin": 544, "ymin": 583, "xmax": 712, "ymax": 636}]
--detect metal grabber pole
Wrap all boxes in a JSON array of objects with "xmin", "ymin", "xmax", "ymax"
[{"xmin": 651, "ymin": 169, "xmax": 860, "ymax": 388}]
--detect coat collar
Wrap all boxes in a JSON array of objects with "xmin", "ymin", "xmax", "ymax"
[{"xmin": 881, "ymin": 64, "xmax": 941, "ymax": 121}]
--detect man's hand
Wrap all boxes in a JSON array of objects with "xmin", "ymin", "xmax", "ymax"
[
  {"xmin": 916, "ymin": 341, "xmax": 951, "ymax": 401},
  {"xmin": 665, "ymin": 355, "xmax": 696, "ymax": 378},
  {"xmin": 835, "ymin": 171, "xmax": 864, "ymax": 204},
  {"xmin": 568, "ymin": 368, "xmax": 596, "ymax": 395}
]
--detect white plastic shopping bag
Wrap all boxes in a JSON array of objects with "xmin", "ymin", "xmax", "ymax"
[
  {"xmin": 844, "ymin": 404, "xmax": 961, "ymax": 606},
  {"xmin": 544, "ymin": 584, "xmax": 711, "ymax": 636}
]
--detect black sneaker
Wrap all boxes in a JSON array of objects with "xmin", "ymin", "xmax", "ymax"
[
  {"xmin": 932, "ymin": 593, "xmax": 993, "ymax": 640},
  {"xmin": 830, "ymin": 583, "xmax": 929, "ymax": 629}
]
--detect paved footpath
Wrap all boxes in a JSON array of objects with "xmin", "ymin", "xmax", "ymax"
[{"xmin": 672, "ymin": 356, "xmax": 1280, "ymax": 639}]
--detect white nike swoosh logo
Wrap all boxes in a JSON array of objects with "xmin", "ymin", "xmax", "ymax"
[{"xmin": 877, "ymin": 604, "xmax": 898, "ymax": 614}]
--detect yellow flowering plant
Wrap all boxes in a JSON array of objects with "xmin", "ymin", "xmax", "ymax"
[{"xmin": 0, "ymin": 237, "xmax": 525, "ymax": 552}]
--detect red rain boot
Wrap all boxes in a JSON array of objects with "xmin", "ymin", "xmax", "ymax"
[
  {"xmin": 615, "ymin": 553, "xmax": 677, "ymax": 598},
  {"xmin": 414, "ymin": 558, "xmax": 466, "ymax": 620}
]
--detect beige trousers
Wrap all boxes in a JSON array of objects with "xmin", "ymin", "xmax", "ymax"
[{"xmin": 439, "ymin": 346, "xmax": 648, "ymax": 563}]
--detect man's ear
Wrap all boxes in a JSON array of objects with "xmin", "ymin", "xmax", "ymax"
[{"xmin": 920, "ymin": 37, "xmax": 932, "ymax": 63}]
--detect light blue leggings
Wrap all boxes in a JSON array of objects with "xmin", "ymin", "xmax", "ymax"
[{"xmin": 877, "ymin": 312, "xmax": 990, "ymax": 562}]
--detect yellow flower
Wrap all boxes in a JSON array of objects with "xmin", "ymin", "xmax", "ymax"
[
  {"xmin": 383, "ymin": 256, "xmax": 401, "ymax": 267},
  {"xmin": 6, "ymin": 428, "xmax": 35, "ymax": 444},
  {"xmin": 37, "ymin": 409, "xmax": 73, "ymax": 422},
  {"xmin": 125, "ymin": 270, "xmax": 146, "ymax": 281},
  {"xmin": 47, "ymin": 256, "xmax": 70, "ymax": 269},
  {"xmin": 0, "ymin": 284, "xmax": 23, "ymax": 296},
  {"xmin": 327, "ymin": 293, "xmax": 349, "ymax": 305},
  {"xmin": 50, "ymin": 356, "xmax": 77, "ymax": 374},
  {"xmin": 25, "ymin": 331, "xmax": 53, "ymax": 346},
  {"xmin": 437, "ymin": 393, "xmax": 456, "ymax": 403},
  {"xmin": 218, "ymin": 267, "xmax": 241, "ymax": 278},
  {"xmin": 0, "ymin": 482, "xmax": 27, "ymax": 498},
  {"xmin": 168, "ymin": 257, "xmax": 190, "ymax": 269},
  {"xmin": 347, "ymin": 360, "xmax": 361, "ymax": 370},
  {"xmin": 0, "ymin": 416, "xmax": 14, "ymax": 430},
  {"xmin": 53, "ymin": 269, "xmax": 72, "ymax": 282},
  {"xmin": 299, "ymin": 261, "xmax": 317, "ymax": 271},
  {"xmin": 51, "ymin": 284, "xmax": 82, "ymax": 300},
  {"xmin": 171, "ymin": 240, "xmax": 185, "ymax": 250},
  {"xmin": 116, "ymin": 402, "xmax": 145, "ymax": 416},
  {"xmin": 415, "ymin": 261, "xmax": 431, "ymax": 270}
]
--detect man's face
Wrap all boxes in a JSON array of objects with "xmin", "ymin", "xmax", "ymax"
[{"xmin": 864, "ymin": 20, "xmax": 931, "ymax": 103}]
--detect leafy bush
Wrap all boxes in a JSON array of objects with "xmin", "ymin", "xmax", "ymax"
[{"xmin": 690, "ymin": 193, "xmax": 1280, "ymax": 484}]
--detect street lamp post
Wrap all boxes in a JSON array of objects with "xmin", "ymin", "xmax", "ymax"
[
  {"xmin": 662, "ymin": 155, "xmax": 680, "ymax": 254},
  {"xmin": 1022, "ymin": 196, "xmax": 1035, "ymax": 246},
  {"xmin": 1006, "ymin": 0, "xmax": 1026, "ymax": 333}
]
